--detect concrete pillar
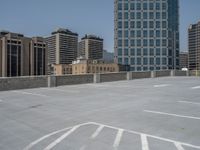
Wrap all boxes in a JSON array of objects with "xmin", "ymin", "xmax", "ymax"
[
  {"xmin": 186, "ymin": 71, "xmax": 189, "ymax": 76},
  {"xmin": 170, "ymin": 70, "xmax": 175, "ymax": 76},
  {"xmin": 48, "ymin": 75, "xmax": 56, "ymax": 87},
  {"xmin": 127, "ymin": 72, "xmax": 132, "ymax": 80},
  {"xmin": 93, "ymin": 73, "xmax": 100, "ymax": 83},
  {"xmin": 151, "ymin": 71, "xmax": 156, "ymax": 78}
]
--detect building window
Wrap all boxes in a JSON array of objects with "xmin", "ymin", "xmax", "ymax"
[
  {"xmin": 131, "ymin": 58, "xmax": 135, "ymax": 65},
  {"xmin": 137, "ymin": 58, "xmax": 141, "ymax": 65},
  {"xmin": 124, "ymin": 48, "xmax": 129, "ymax": 56}
]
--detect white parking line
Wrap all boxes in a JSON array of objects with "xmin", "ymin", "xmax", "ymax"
[
  {"xmin": 153, "ymin": 84, "xmax": 170, "ymax": 88},
  {"xmin": 90, "ymin": 125, "xmax": 104, "ymax": 139},
  {"xmin": 79, "ymin": 145, "xmax": 86, "ymax": 150},
  {"xmin": 141, "ymin": 134, "xmax": 149, "ymax": 150},
  {"xmin": 24, "ymin": 122, "xmax": 200, "ymax": 150},
  {"xmin": 144, "ymin": 110, "xmax": 200, "ymax": 120},
  {"xmin": 179, "ymin": 101, "xmax": 200, "ymax": 105},
  {"xmin": 44, "ymin": 125, "xmax": 80, "ymax": 150},
  {"xmin": 12, "ymin": 91, "xmax": 48, "ymax": 97},
  {"xmin": 113, "ymin": 129, "xmax": 124, "ymax": 148},
  {"xmin": 41, "ymin": 88, "xmax": 79, "ymax": 93},
  {"xmin": 174, "ymin": 142, "xmax": 185, "ymax": 150},
  {"xmin": 23, "ymin": 122, "xmax": 91, "ymax": 150},
  {"xmin": 191, "ymin": 86, "xmax": 200, "ymax": 89}
]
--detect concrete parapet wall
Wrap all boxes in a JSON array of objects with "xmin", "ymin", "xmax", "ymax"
[
  {"xmin": 132, "ymin": 71, "xmax": 151, "ymax": 79},
  {"xmin": 189, "ymin": 70, "xmax": 200, "ymax": 76},
  {"xmin": 100, "ymin": 72, "xmax": 127, "ymax": 83},
  {"xmin": 174, "ymin": 70, "xmax": 187, "ymax": 76},
  {"xmin": 0, "ymin": 70, "xmax": 199, "ymax": 91},
  {"xmin": 0, "ymin": 76, "xmax": 47, "ymax": 91},
  {"xmin": 155, "ymin": 70, "xmax": 171, "ymax": 77},
  {"xmin": 56, "ymin": 74, "xmax": 94, "ymax": 86}
]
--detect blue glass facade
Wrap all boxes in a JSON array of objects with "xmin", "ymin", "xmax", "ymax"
[{"xmin": 114, "ymin": 0, "xmax": 179, "ymax": 71}]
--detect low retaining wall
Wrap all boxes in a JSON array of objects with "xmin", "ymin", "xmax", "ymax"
[
  {"xmin": 132, "ymin": 71, "xmax": 151, "ymax": 79},
  {"xmin": 155, "ymin": 70, "xmax": 171, "ymax": 77},
  {"xmin": 0, "ymin": 70, "xmax": 199, "ymax": 91},
  {"xmin": 0, "ymin": 76, "xmax": 47, "ymax": 91},
  {"xmin": 174, "ymin": 70, "xmax": 187, "ymax": 76},
  {"xmin": 100, "ymin": 72, "xmax": 127, "ymax": 82},
  {"xmin": 56, "ymin": 74, "xmax": 94, "ymax": 86}
]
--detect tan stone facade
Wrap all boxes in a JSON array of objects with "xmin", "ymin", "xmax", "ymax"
[
  {"xmin": 53, "ymin": 58, "xmax": 120, "ymax": 75},
  {"xmin": 53, "ymin": 64, "xmax": 72, "ymax": 75}
]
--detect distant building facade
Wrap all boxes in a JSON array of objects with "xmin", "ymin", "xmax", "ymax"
[
  {"xmin": 0, "ymin": 31, "xmax": 47, "ymax": 77},
  {"xmin": 114, "ymin": 0, "xmax": 180, "ymax": 71},
  {"xmin": 179, "ymin": 52, "xmax": 188, "ymax": 69},
  {"xmin": 78, "ymin": 35, "xmax": 103, "ymax": 60},
  {"xmin": 46, "ymin": 28, "xmax": 78, "ymax": 65},
  {"xmin": 103, "ymin": 50, "xmax": 114, "ymax": 63},
  {"xmin": 30, "ymin": 37, "xmax": 48, "ymax": 76},
  {"xmin": 188, "ymin": 21, "xmax": 200, "ymax": 70},
  {"xmin": 52, "ymin": 57, "xmax": 127, "ymax": 75}
]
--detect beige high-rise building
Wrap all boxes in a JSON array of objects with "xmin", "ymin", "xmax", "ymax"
[
  {"xmin": 46, "ymin": 28, "xmax": 78, "ymax": 65},
  {"xmin": 30, "ymin": 37, "xmax": 48, "ymax": 76},
  {"xmin": 188, "ymin": 21, "xmax": 200, "ymax": 70},
  {"xmin": 179, "ymin": 52, "xmax": 188, "ymax": 69},
  {"xmin": 0, "ymin": 31, "xmax": 47, "ymax": 77},
  {"xmin": 78, "ymin": 35, "xmax": 103, "ymax": 60}
]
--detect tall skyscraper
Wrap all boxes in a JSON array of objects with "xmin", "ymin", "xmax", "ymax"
[
  {"xmin": 78, "ymin": 35, "xmax": 103, "ymax": 60},
  {"xmin": 188, "ymin": 21, "xmax": 200, "ymax": 70},
  {"xmin": 114, "ymin": 0, "xmax": 180, "ymax": 71},
  {"xmin": 0, "ymin": 31, "xmax": 48, "ymax": 77},
  {"xmin": 46, "ymin": 28, "xmax": 78, "ymax": 65}
]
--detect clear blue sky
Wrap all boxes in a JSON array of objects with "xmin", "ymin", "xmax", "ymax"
[{"xmin": 0, "ymin": 0, "xmax": 200, "ymax": 52}]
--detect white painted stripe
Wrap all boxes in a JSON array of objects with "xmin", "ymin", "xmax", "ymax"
[
  {"xmin": 179, "ymin": 101, "xmax": 200, "ymax": 105},
  {"xmin": 191, "ymin": 86, "xmax": 200, "ymax": 89},
  {"xmin": 154, "ymin": 84, "xmax": 170, "ymax": 88},
  {"xmin": 113, "ymin": 129, "xmax": 124, "ymax": 148},
  {"xmin": 90, "ymin": 125, "xmax": 104, "ymax": 139},
  {"xmin": 144, "ymin": 110, "xmax": 200, "ymax": 120},
  {"xmin": 174, "ymin": 142, "xmax": 185, "ymax": 150},
  {"xmin": 90, "ymin": 122, "xmax": 200, "ymax": 149},
  {"xmin": 41, "ymin": 88, "xmax": 79, "ymax": 93},
  {"xmin": 79, "ymin": 145, "xmax": 86, "ymax": 150},
  {"xmin": 24, "ymin": 122, "xmax": 91, "ymax": 150},
  {"xmin": 44, "ymin": 125, "xmax": 80, "ymax": 150},
  {"xmin": 12, "ymin": 91, "xmax": 48, "ymax": 97},
  {"xmin": 141, "ymin": 134, "xmax": 149, "ymax": 150}
]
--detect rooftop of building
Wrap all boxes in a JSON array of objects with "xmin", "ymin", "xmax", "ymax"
[
  {"xmin": 0, "ymin": 30, "xmax": 24, "ymax": 38},
  {"xmin": 0, "ymin": 77, "xmax": 199, "ymax": 149},
  {"xmin": 51, "ymin": 28, "xmax": 78, "ymax": 36},
  {"xmin": 81, "ymin": 34, "xmax": 103, "ymax": 41}
]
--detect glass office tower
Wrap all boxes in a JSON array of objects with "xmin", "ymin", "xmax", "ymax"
[{"xmin": 114, "ymin": 0, "xmax": 179, "ymax": 71}]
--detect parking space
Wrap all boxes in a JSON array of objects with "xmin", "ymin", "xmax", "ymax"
[{"xmin": 0, "ymin": 77, "xmax": 200, "ymax": 150}]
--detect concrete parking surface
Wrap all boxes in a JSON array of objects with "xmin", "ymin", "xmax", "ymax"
[{"xmin": 0, "ymin": 77, "xmax": 200, "ymax": 150}]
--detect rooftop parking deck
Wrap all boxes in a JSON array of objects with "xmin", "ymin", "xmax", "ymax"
[{"xmin": 0, "ymin": 77, "xmax": 200, "ymax": 150}]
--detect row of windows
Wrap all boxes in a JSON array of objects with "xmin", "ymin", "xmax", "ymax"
[
  {"xmin": 117, "ymin": 12, "xmax": 167, "ymax": 20},
  {"xmin": 118, "ymin": 39, "xmax": 168, "ymax": 47},
  {"xmin": 130, "ymin": 66, "xmax": 167, "ymax": 71},
  {"xmin": 118, "ymin": 48, "xmax": 167, "ymax": 56},
  {"xmin": 118, "ymin": 57, "xmax": 167, "ymax": 65},
  {"xmin": 118, "ymin": 30, "xmax": 167, "ymax": 38},
  {"xmin": 118, "ymin": 21, "xmax": 167, "ymax": 29},
  {"xmin": 117, "ymin": 2, "xmax": 167, "ymax": 11}
]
